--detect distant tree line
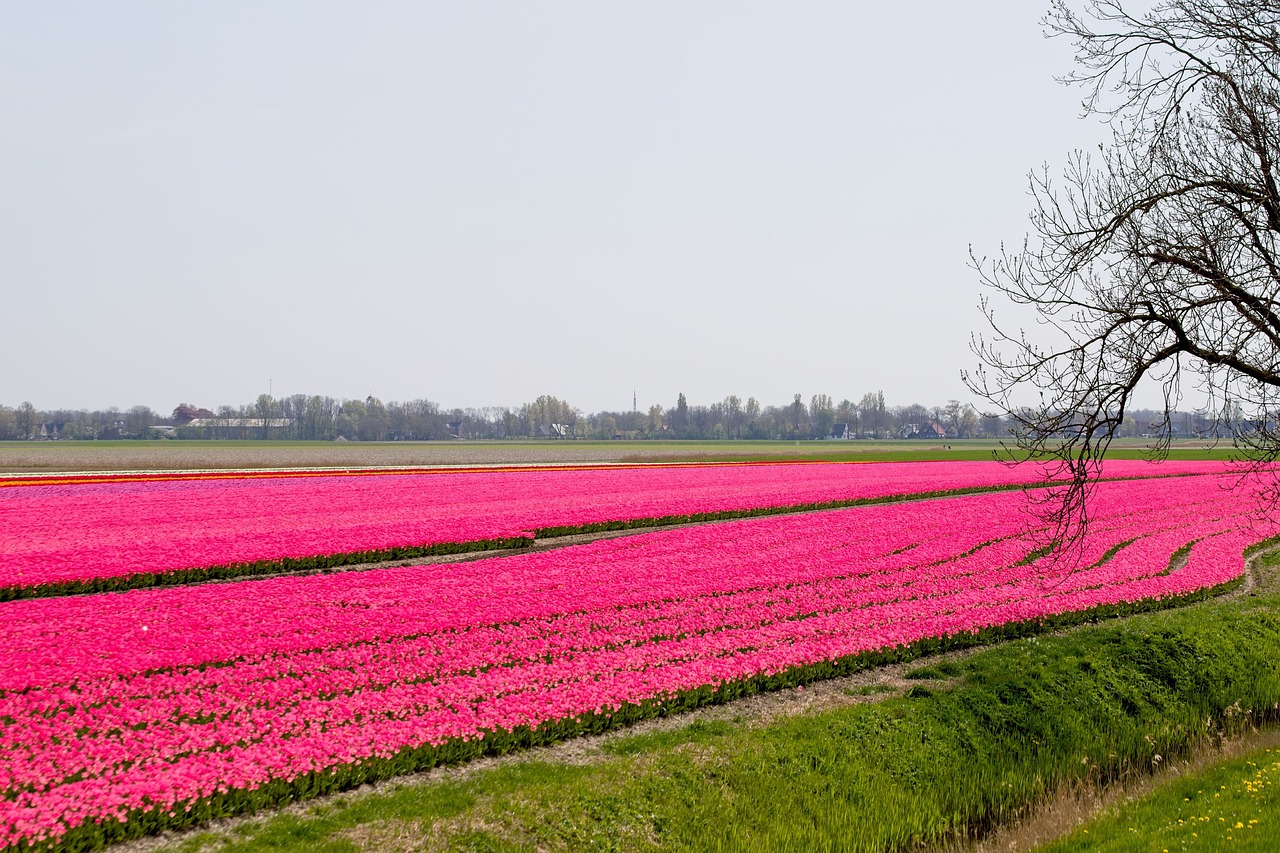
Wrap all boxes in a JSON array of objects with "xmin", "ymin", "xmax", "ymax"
[{"xmin": 0, "ymin": 392, "xmax": 1237, "ymax": 442}]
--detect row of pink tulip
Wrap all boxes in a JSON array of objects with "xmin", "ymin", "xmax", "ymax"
[
  {"xmin": 0, "ymin": 470, "xmax": 1270, "ymax": 849},
  {"xmin": 0, "ymin": 459, "xmax": 1236, "ymax": 595}
]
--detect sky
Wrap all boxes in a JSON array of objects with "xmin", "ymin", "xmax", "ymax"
[{"xmin": 1, "ymin": 2, "xmax": 1111, "ymax": 415}]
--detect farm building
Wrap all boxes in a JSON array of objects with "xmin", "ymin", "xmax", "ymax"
[
  {"xmin": 537, "ymin": 423, "xmax": 573, "ymax": 438},
  {"xmin": 180, "ymin": 418, "xmax": 293, "ymax": 439},
  {"xmin": 898, "ymin": 422, "xmax": 948, "ymax": 440}
]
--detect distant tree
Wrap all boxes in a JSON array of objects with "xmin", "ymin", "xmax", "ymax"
[
  {"xmin": 671, "ymin": 393, "xmax": 689, "ymax": 437},
  {"xmin": 858, "ymin": 392, "xmax": 885, "ymax": 439},
  {"xmin": 0, "ymin": 406, "xmax": 17, "ymax": 441},
  {"xmin": 522, "ymin": 395, "xmax": 576, "ymax": 437},
  {"xmin": 254, "ymin": 395, "xmax": 279, "ymax": 439},
  {"xmin": 645, "ymin": 404, "xmax": 664, "ymax": 436},
  {"xmin": 789, "ymin": 394, "xmax": 806, "ymax": 437},
  {"xmin": 123, "ymin": 406, "xmax": 154, "ymax": 438},
  {"xmin": 810, "ymin": 394, "xmax": 836, "ymax": 438},
  {"xmin": 501, "ymin": 408, "xmax": 521, "ymax": 439},
  {"xmin": 59, "ymin": 421, "xmax": 91, "ymax": 440},
  {"xmin": 835, "ymin": 399, "xmax": 856, "ymax": 435},
  {"xmin": 355, "ymin": 396, "xmax": 389, "ymax": 441},
  {"xmin": 942, "ymin": 400, "xmax": 981, "ymax": 438},
  {"xmin": 334, "ymin": 399, "xmax": 366, "ymax": 440},
  {"xmin": 723, "ymin": 395, "xmax": 743, "ymax": 438},
  {"xmin": 299, "ymin": 396, "xmax": 336, "ymax": 440},
  {"xmin": 896, "ymin": 404, "xmax": 929, "ymax": 438},
  {"xmin": 593, "ymin": 413, "xmax": 618, "ymax": 439},
  {"xmin": 688, "ymin": 404, "xmax": 717, "ymax": 438},
  {"xmin": 14, "ymin": 402, "xmax": 36, "ymax": 440},
  {"xmin": 172, "ymin": 403, "xmax": 214, "ymax": 424},
  {"xmin": 282, "ymin": 394, "xmax": 309, "ymax": 439},
  {"xmin": 98, "ymin": 407, "xmax": 121, "ymax": 439},
  {"xmin": 389, "ymin": 398, "xmax": 447, "ymax": 440},
  {"xmin": 744, "ymin": 397, "xmax": 761, "ymax": 435}
]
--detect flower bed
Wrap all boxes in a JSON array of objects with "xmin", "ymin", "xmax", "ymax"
[
  {"xmin": 0, "ymin": 459, "xmax": 1231, "ymax": 598},
  {"xmin": 0, "ymin": 470, "xmax": 1269, "ymax": 851}
]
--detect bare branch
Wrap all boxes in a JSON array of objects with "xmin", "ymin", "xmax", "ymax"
[{"xmin": 971, "ymin": 0, "xmax": 1280, "ymax": 552}]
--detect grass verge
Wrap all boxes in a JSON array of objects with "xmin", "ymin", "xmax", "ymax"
[{"xmin": 1038, "ymin": 740, "xmax": 1280, "ymax": 851}]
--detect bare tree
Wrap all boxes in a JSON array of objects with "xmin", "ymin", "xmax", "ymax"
[
  {"xmin": 967, "ymin": 0, "xmax": 1280, "ymax": 545},
  {"xmin": 14, "ymin": 402, "xmax": 37, "ymax": 440}
]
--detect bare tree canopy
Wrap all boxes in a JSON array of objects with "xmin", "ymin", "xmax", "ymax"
[{"xmin": 968, "ymin": 0, "xmax": 1280, "ymax": 541}]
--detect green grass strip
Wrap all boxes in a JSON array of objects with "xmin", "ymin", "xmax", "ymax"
[{"xmin": 1040, "ymin": 740, "xmax": 1280, "ymax": 851}]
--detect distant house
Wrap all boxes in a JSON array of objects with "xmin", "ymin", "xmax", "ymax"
[
  {"xmin": 180, "ymin": 418, "xmax": 293, "ymax": 439},
  {"xmin": 184, "ymin": 418, "xmax": 293, "ymax": 429},
  {"xmin": 536, "ymin": 423, "xmax": 572, "ymax": 438},
  {"xmin": 830, "ymin": 423, "xmax": 850, "ymax": 439},
  {"xmin": 899, "ymin": 422, "xmax": 948, "ymax": 440}
]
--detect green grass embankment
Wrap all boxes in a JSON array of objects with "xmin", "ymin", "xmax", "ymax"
[
  {"xmin": 143, "ymin": 550, "xmax": 1280, "ymax": 853},
  {"xmin": 1039, "ymin": 738, "xmax": 1280, "ymax": 851}
]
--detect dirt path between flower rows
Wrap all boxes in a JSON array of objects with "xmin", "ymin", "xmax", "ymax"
[{"xmin": 109, "ymin": 539, "xmax": 1278, "ymax": 853}]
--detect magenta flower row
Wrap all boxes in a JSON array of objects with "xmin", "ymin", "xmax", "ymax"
[
  {"xmin": 0, "ymin": 470, "xmax": 1270, "ymax": 848},
  {"xmin": 0, "ymin": 459, "xmax": 1231, "ymax": 591}
]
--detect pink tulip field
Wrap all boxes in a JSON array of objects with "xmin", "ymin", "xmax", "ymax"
[
  {"xmin": 0, "ymin": 460, "xmax": 1274, "ymax": 850},
  {"xmin": 0, "ymin": 459, "xmax": 1234, "ymax": 598}
]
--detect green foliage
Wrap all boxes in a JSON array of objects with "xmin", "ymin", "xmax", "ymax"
[
  {"xmin": 599, "ymin": 720, "xmax": 734, "ymax": 757},
  {"xmin": 904, "ymin": 661, "xmax": 961, "ymax": 680},
  {"xmin": 1041, "ymin": 743, "xmax": 1280, "ymax": 852},
  {"xmin": 845, "ymin": 683, "xmax": 896, "ymax": 697}
]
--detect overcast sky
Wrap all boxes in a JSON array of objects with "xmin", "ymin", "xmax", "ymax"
[{"xmin": 2, "ymin": 2, "xmax": 1110, "ymax": 415}]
